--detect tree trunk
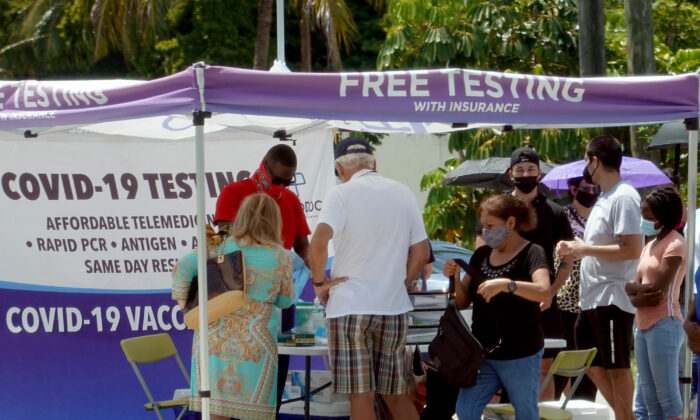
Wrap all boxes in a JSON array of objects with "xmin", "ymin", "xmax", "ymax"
[
  {"xmin": 300, "ymin": 0, "xmax": 312, "ymax": 72},
  {"xmin": 665, "ymin": 0, "xmax": 683, "ymax": 48},
  {"xmin": 253, "ymin": 0, "xmax": 274, "ymax": 70},
  {"xmin": 577, "ymin": 0, "xmax": 606, "ymax": 77},
  {"xmin": 625, "ymin": 0, "xmax": 655, "ymax": 158},
  {"xmin": 326, "ymin": 19, "xmax": 342, "ymax": 71}
]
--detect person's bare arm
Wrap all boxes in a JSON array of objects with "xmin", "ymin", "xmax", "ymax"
[
  {"xmin": 477, "ymin": 267, "xmax": 551, "ymax": 303},
  {"xmin": 628, "ymin": 255, "xmax": 682, "ymax": 307},
  {"xmin": 557, "ymin": 234, "xmax": 642, "ymax": 261},
  {"xmin": 645, "ymin": 255, "xmax": 683, "ymax": 293},
  {"xmin": 309, "ymin": 224, "xmax": 346, "ymax": 305},
  {"xmin": 443, "ymin": 259, "xmax": 472, "ymax": 309},
  {"xmin": 542, "ymin": 254, "xmax": 573, "ymax": 310},
  {"xmin": 293, "ymin": 235, "xmax": 310, "ymax": 267},
  {"xmin": 405, "ymin": 239, "xmax": 430, "ymax": 287}
]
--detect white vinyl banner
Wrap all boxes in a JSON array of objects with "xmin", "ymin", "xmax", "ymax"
[{"xmin": 0, "ymin": 127, "xmax": 335, "ymax": 292}]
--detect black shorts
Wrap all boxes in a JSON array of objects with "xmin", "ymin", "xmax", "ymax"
[{"xmin": 575, "ymin": 305, "xmax": 634, "ymax": 369}]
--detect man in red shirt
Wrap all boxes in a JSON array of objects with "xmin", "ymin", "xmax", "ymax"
[
  {"xmin": 214, "ymin": 144, "xmax": 311, "ymax": 411},
  {"xmin": 214, "ymin": 144, "xmax": 311, "ymax": 260}
]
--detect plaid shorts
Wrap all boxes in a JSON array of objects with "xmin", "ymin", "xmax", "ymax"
[{"xmin": 327, "ymin": 313, "xmax": 409, "ymax": 395}]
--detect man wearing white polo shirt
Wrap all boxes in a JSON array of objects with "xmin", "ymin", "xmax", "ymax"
[{"xmin": 310, "ymin": 136, "xmax": 430, "ymax": 420}]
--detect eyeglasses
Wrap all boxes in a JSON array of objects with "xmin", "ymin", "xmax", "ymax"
[
  {"xmin": 272, "ymin": 174, "xmax": 296, "ymax": 186},
  {"xmin": 265, "ymin": 161, "xmax": 296, "ymax": 186}
]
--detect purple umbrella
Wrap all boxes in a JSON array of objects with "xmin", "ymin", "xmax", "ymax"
[{"xmin": 541, "ymin": 156, "xmax": 672, "ymax": 191}]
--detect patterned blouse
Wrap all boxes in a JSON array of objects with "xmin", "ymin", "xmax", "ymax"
[{"xmin": 556, "ymin": 205, "xmax": 587, "ymax": 313}]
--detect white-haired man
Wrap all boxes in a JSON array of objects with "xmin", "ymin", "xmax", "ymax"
[{"xmin": 310, "ymin": 136, "xmax": 430, "ymax": 420}]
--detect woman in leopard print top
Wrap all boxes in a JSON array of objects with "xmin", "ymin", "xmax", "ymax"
[{"xmin": 554, "ymin": 177, "xmax": 599, "ymax": 400}]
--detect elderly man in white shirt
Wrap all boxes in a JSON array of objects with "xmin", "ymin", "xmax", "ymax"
[{"xmin": 310, "ymin": 136, "xmax": 430, "ymax": 420}]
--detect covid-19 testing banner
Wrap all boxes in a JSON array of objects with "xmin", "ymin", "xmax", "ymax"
[{"xmin": 0, "ymin": 127, "xmax": 335, "ymax": 419}]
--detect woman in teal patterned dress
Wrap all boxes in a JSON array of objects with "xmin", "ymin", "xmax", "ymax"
[{"xmin": 172, "ymin": 193, "xmax": 295, "ymax": 420}]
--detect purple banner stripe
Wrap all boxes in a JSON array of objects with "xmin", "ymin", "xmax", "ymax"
[
  {"xmin": 0, "ymin": 65, "xmax": 696, "ymax": 130},
  {"xmin": 0, "ymin": 69, "xmax": 199, "ymax": 129},
  {"xmin": 203, "ymin": 66, "xmax": 699, "ymax": 125}
]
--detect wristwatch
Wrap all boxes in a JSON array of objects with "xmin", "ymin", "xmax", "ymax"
[
  {"xmin": 313, "ymin": 279, "xmax": 327, "ymax": 287},
  {"xmin": 507, "ymin": 280, "xmax": 517, "ymax": 293}
]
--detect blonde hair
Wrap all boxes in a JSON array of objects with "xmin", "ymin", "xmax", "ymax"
[{"xmin": 229, "ymin": 193, "xmax": 283, "ymax": 248}]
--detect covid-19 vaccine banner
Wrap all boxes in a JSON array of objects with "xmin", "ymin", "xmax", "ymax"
[{"xmin": 0, "ymin": 127, "xmax": 335, "ymax": 419}]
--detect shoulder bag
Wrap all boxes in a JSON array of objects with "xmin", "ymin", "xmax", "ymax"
[
  {"xmin": 428, "ymin": 258, "xmax": 499, "ymax": 388},
  {"xmin": 182, "ymin": 235, "xmax": 247, "ymax": 330}
]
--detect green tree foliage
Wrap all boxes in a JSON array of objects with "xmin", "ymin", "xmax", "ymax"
[
  {"xmin": 377, "ymin": 0, "xmax": 579, "ymax": 74},
  {"xmin": 379, "ymin": 0, "xmax": 699, "ymax": 247},
  {"xmin": 605, "ymin": 0, "xmax": 700, "ymax": 75},
  {"xmin": 339, "ymin": 0, "xmax": 386, "ymax": 71},
  {"xmin": 287, "ymin": 0, "xmax": 360, "ymax": 70},
  {"xmin": 0, "ymin": 0, "xmax": 95, "ymax": 77},
  {"xmin": 378, "ymin": 0, "xmax": 586, "ymax": 247},
  {"xmin": 0, "ymin": 0, "xmax": 260, "ymax": 78},
  {"xmin": 155, "ymin": 0, "xmax": 258, "ymax": 75},
  {"xmin": 0, "ymin": 0, "xmax": 385, "ymax": 77},
  {"xmin": 0, "ymin": 0, "xmax": 175, "ymax": 77},
  {"xmin": 421, "ymin": 158, "xmax": 490, "ymax": 245},
  {"xmin": 420, "ymin": 127, "xmax": 594, "ymax": 248},
  {"xmin": 605, "ymin": 0, "xmax": 699, "ymax": 192},
  {"xmin": 282, "ymin": 0, "xmax": 387, "ymax": 71}
]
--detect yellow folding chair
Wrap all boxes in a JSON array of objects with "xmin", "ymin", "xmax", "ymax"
[
  {"xmin": 484, "ymin": 348, "xmax": 598, "ymax": 420},
  {"xmin": 120, "ymin": 333, "xmax": 191, "ymax": 420}
]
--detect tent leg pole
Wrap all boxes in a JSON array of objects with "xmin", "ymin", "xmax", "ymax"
[
  {"xmin": 683, "ymin": 127, "xmax": 698, "ymax": 420},
  {"xmin": 194, "ymin": 120, "xmax": 211, "ymax": 420},
  {"xmin": 193, "ymin": 63, "xmax": 213, "ymax": 420}
]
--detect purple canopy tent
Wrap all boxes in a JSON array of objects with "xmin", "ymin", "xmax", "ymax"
[
  {"xmin": 1, "ymin": 66, "xmax": 697, "ymax": 130},
  {"xmin": 0, "ymin": 65, "xmax": 698, "ymax": 419}
]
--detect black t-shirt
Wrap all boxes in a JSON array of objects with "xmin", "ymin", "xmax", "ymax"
[
  {"xmin": 476, "ymin": 193, "xmax": 574, "ymax": 277},
  {"xmin": 468, "ymin": 242, "xmax": 548, "ymax": 360}
]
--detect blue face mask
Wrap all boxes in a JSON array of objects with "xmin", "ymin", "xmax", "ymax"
[{"xmin": 640, "ymin": 218, "xmax": 661, "ymax": 236}]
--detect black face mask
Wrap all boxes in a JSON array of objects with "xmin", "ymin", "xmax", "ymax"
[
  {"xmin": 575, "ymin": 189, "xmax": 599, "ymax": 208},
  {"xmin": 583, "ymin": 161, "xmax": 597, "ymax": 185},
  {"xmin": 513, "ymin": 176, "xmax": 538, "ymax": 194}
]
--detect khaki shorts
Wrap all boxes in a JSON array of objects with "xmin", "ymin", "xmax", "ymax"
[{"xmin": 327, "ymin": 313, "xmax": 409, "ymax": 395}]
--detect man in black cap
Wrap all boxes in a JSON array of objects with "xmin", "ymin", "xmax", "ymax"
[
  {"xmin": 476, "ymin": 146, "xmax": 574, "ymax": 400},
  {"xmin": 310, "ymin": 136, "xmax": 430, "ymax": 420}
]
